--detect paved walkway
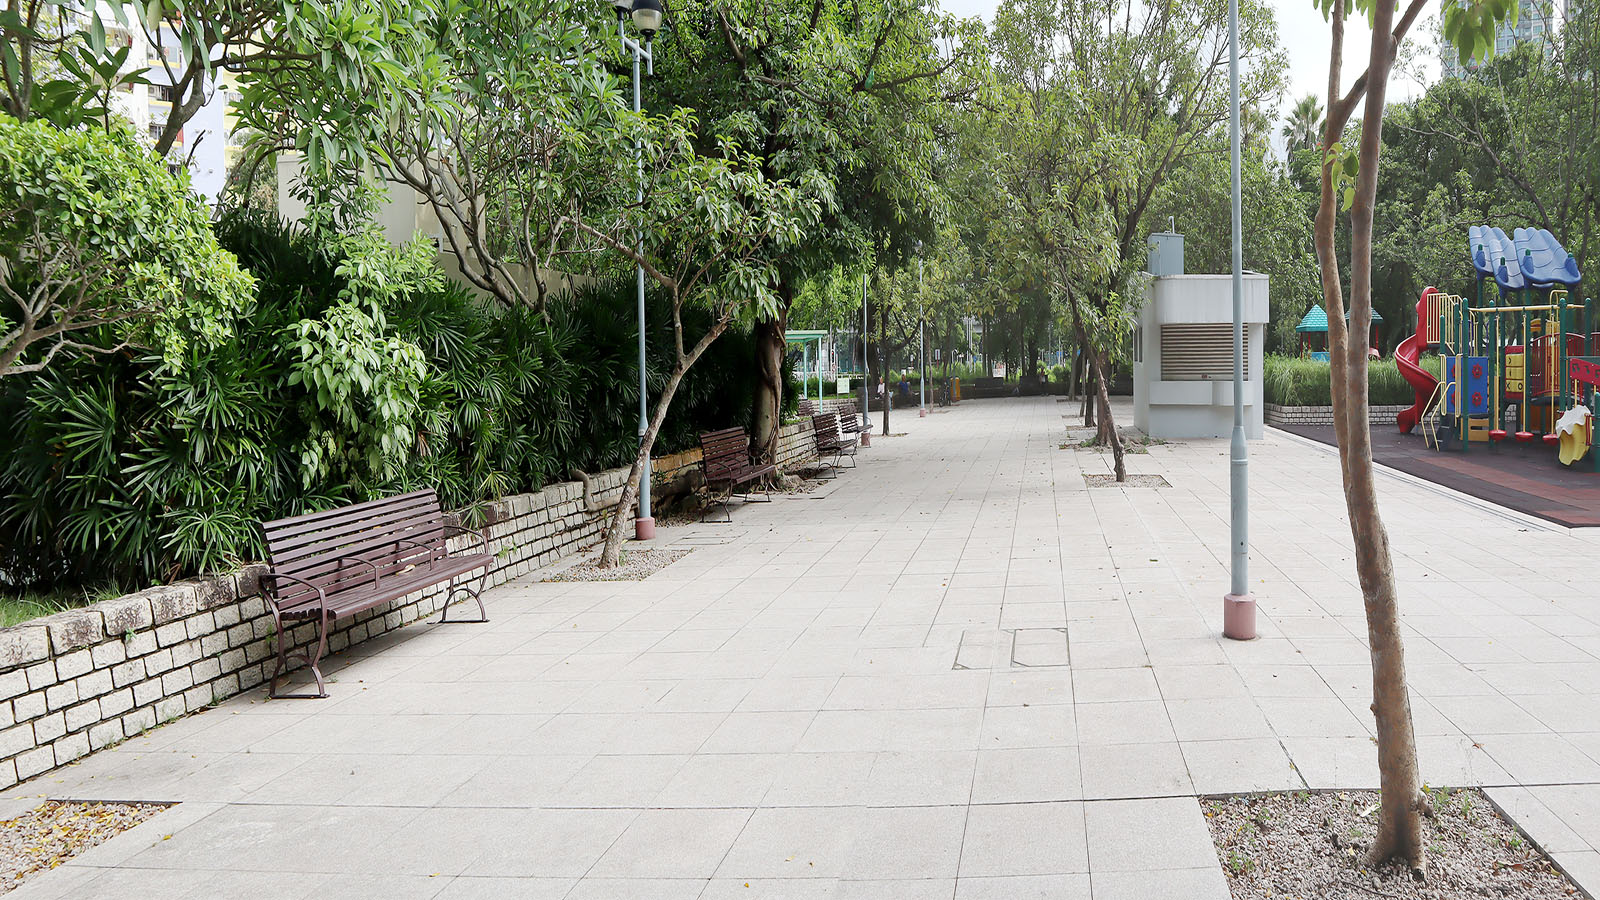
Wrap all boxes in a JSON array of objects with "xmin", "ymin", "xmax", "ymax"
[{"xmin": 6, "ymin": 397, "xmax": 1600, "ymax": 899}]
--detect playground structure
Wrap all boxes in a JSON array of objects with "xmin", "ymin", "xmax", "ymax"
[
  {"xmin": 1397, "ymin": 226, "xmax": 1600, "ymax": 470},
  {"xmin": 1295, "ymin": 303, "xmax": 1382, "ymax": 362}
]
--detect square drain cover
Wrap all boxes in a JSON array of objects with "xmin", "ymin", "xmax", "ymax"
[{"xmin": 954, "ymin": 629, "xmax": 1069, "ymax": 670}]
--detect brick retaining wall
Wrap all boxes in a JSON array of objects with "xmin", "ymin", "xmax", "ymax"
[
  {"xmin": 1265, "ymin": 403, "xmax": 1410, "ymax": 428},
  {"xmin": 0, "ymin": 420, "xmax": 820, "ymax": 789}
]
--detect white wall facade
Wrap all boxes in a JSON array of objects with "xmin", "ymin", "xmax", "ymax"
[{"xmin": 1133, "ymin": 274, "xmax": 1269, "ymax": 440}]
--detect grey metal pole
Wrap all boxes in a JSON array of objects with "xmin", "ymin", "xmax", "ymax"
[
  {"xmin": 1223, "ymin": 0, "xmax": 1253, "ymax": 639},
  {"xmin": 633, "ymin": 38, "xmax": 653, "ymax": 539},
  {"xmin": 918, "ymin": 257, "xmax": 926, "ymax": 415},
  {"xmin": 861, "ymin": 273, "xmax": 871, "ymax": 435}
]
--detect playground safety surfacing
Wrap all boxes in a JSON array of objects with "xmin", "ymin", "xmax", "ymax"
[{"xmin": 1282, "ymin": 421, "xmax": 1600, "ymax": 528}]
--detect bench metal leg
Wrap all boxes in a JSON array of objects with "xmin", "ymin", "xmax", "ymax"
[
  {"xmin": 268, "ymin": 603, "xmax": 330, "ymax": 700},
  {"xmin": 437, "ymin": 572, "xmax": 489, "ymax": 624},
  {"xmin": 699, "ymin": 487, "xmax": 735, "ymax": 523}
]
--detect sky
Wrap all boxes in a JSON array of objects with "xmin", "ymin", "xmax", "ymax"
[{"xmin": 934, "ymin": 0, "xmax": 1442, "ymax": 134}]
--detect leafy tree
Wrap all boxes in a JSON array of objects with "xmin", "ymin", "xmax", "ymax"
[
  {"xmin": 1310, "ymin": 0, "xmax": 1518, "ymax": 871},
  {"xmin": 592, "ymin": 134, "xmax": 825, "ymax": 567},
  {"xmin": 0, "ymin": 114, "xmax": 253, "ymax": 377},
  {"xmin": 1282, "ymin": 94, "xmax": 1324, "ymax": 153},
  {"xmin": 653, "ymin": 0, "xmax": 980, "ymax": 462}
]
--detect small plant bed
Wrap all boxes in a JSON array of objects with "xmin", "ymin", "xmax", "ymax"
[
  {"xmin": 1061, "ymin": 426, "xmax": 1163, "ymax": 454},
  {"xmin": 1084, "ymin": 473, "xmax": 1169, "ymax": 488},
  {"xmin": 543, "ymin": 547, "xmax": 692, "ymax": 582},
  {"xmin": 1, "ymin": 800, "xmax": 169, "ymax": 894},
  {"xmin": 1206, "ymin": 789, "xmax": 1580, "ymax": 900}
]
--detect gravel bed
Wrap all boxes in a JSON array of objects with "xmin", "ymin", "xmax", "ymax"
[
  {"xmin": 1207, "ymin": 789, "xmax": 1581, "ymax": 899},
  {"xmin": 1084, "ymin": 473, "xmax": 1170, "ymax": 487},
  {"xmin": 1, "ymin": 800, "xmax": 168, "ymax": 894},
  {"xmin": 544, "ymin": 547, "xmax": 691, "ymax": 581}
]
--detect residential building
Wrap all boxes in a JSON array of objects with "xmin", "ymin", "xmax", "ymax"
[{"xmin": 1441, "ymin": 0, "xmax": 1558, "ymax": 77}]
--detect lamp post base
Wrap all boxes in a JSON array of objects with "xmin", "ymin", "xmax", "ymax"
[
  {"xmin": 860, "ymin": 429, "xmax": 870, "ymax": 448},
  {"xmin": 919, "ymin": 407, "xmax": 927, "ymax": 417},
  {"xmin": 1222, "ymin": 593, "xmax": 1256, "ymax": 640},
  {"xmin": 634, "ymin": 517, "xmax": 656, "ymax": 541}
]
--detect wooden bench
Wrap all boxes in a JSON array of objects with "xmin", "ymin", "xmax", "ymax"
[
  {"xmin": 811, "ymin": 412, "xmax": 858, "ymax": 472},
  {"xmin": 699, "ymin": 427, "xmax": 775, "ymax": 521},
  {"xmin": 258, "ymin": 489, "xmax": 492, "ymax": 699},
  {"xmin": 834, "ymin": 399, "xmax": 869, "ymax": 438}
]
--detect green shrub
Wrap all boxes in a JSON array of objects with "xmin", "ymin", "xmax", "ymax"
[
  {"xmin": 0, "ymin": 214, "xmax": 760, "ymax": 591},
  {"xmin": 1264, "ymin": 353, "xmax": 1443, "ymax": 407},
  {"xmin": 0, "ymin": 114, "xmax": 253, "ymax": 375}
]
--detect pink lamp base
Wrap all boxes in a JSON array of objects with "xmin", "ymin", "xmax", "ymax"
[
  {"xmin": 1223, "ymin": 593, "xmax": 1256, "ymax": 641},
  {"xmin": 634, "ymin": 517, "xmax": 656, "ymax": 541}
]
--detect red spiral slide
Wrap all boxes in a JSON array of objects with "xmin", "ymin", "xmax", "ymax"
[{"xmin": 1396, "ymin": 287, "xmax": 1440, "ymax": 434}]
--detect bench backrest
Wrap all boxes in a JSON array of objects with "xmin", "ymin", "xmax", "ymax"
[
  {"xmin": 811, "ymin": 413, "xmax": 843, "ymax": 446},
  {"xmin": 700, "ymin": 427, "xmax": 752, "ymax": 475},
  {"xmin": 260, "ymin": 489, "xmax": 448, "ymax": 609},
  {"xmin": 797, "ymin": 399, "xmax": 818, "ymax": 417}
]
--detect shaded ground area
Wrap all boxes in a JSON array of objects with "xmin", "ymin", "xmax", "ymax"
[{"xmin": 1280, "ymin": 421, "xmax": 1600, "ymax": 528}]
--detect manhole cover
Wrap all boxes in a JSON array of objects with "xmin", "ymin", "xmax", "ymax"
[{"xmin": 1084, "ymin": 474, "xmax": 1170, "ymax": 488}]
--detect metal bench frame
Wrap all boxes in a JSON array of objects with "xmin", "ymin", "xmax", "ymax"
[{"xmin": 699, "ymin": 427, "xmax": 776, "ymax": 522}]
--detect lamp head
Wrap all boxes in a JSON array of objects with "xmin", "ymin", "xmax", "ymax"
[
  {"xmin": 610, "ymin": 0, "xmax": 630, "ymax": 22},
  {"xmin": 630, "ymin": 0, "xmax": 664, "ymax": 39}
]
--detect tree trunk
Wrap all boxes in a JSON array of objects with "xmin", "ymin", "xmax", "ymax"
[
  {"xmin": 599, "ymin": 320, "xmax": 730, "ymax": 567},
  {"xmin": 1067, "ymin": 297, "xmax": 1123, "ymax": 480},
  {"xmin": 1315, "ymin": 0, "xmax": 1424, "ymax": 871},
  {"xmin": 750, "ymin": 288, "xmax": 791, "ymax": 465}
]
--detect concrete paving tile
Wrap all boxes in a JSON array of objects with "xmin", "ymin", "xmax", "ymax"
[
  {"xmin": 954, "ymin": 873, "xmax": 1091, "ymax": 899},
  {"xmin": 834, "ymin": 878, "xmax": 956, "ymax": 899},
  {"xmin": 1072, "ymin": 667, "xmax": 1161, "ymax": 703},
  {"xmin": 715, "ymin": 806, "xmax": 867, "ymax": 879},
  {"xmin": 1279, "ymin": 735, "xmax": 1381, "ymax": 789},
  {"xmin": 863, "ymin": 750, "xmax": 977, "ymax": 806},
  {"xmin": 589, "ymin": 808, "xmax": 753, "ymax": 879},
  {"xmin": 1077, "ymin": 742, "xmax": 1193, "ymax": 800},
  {"xmin": 958, "ymin": 802, "xmax": 1088, "ymax": 876},
  {"xmin": 1164, "ymin": 698, "xmax": 1274, "ymax": 742},
  {"xmin": 1181, "ymin": 738, "xmax": 1304, "ymax": 794},
  {"xmin": 1085, "ymin": 798, "xmax": 1218, "ymax": 872},
  {"xmin": 762, "ymin": 751, "xmax": 876, "ymax": 806},
  {"xmin": 1075, "ymin": 701, "xmax": 1177, "ymax": 745},
  {"xmin": 1090, "ymin": 866, "xmax": 1231, "ymax": 899},
  {"xmin": 467, "ymin": 809, "xmax": 639, "ymax": 876},
  {"xmin": 700, "ymin": 878, "xmax": 842, "ymax": 899},
  {"xmin": 971, "ymin": 746, "xmax": 1082, "ymax": 804},
  {"xmin": 977, "ymin": 703, "xmax": 1076, "ymax": 748},
  {"xmin": 843, "ymin": 806, "xmax": 968, "ymax": 880},
  {"xmin": 430, "ymin": 876, "xmax": 573, "ymax": 899}
]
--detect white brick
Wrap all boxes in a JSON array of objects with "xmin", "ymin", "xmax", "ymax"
[
  {"xmin": 132, "ymin": 678, "xmax": 163, "ymax": 707},
  {"xmin": 64, "ymin": 699, "xmax": 100, "ymax": 733},
  {"xmin": 160, "ymin": 668, "xmax": 193, "ymax": 695},
  {"xmin": 110, "ymin": 659, "xmax": 145, "ymax": 688},
  {"xmin": 75, "ymin": 668, "xmax": 112, "ymax": 699},
  {"xmin": 31, "ymin": 711, "xmax": 65, "ymax": 743},
  {"xmin": 0, "ymin": 671, "xmax": 28, "ymax": 702},
  {"xmin": 11, "ymin": 691, "xmax": 44, "ymax": 723},
  {"xmin": 24, "ymin": 662, "xmax": 55, "ymax": 692},
  {"xmin": 90, "ymin": 640, "xmax": 126, "ymax": 669},
  {"xmin": 124, "ymin": 631, "xmax": 157, "ymax": 657},
  {"xmin": 99, "ymin": 688, "xmax": 134, "ymax": 718},
  {"xmin": 52, "ymin": 730, "xmax": 88, "ymax": 764},
  {"xmin": 121, "ymin": 706, "xmax": 156, "ymax": 736},
  {"xmin": 43, "ymin": 681, "xmax": 77, "ymax": 712},
  {"xmin": 14, "ymin": 746, "xmax": 53, "ymax": 779},
  {"xmin": 155, "ymin": 695, "xmax": 185, "ymax": 722},
  {"xmin": 170, "ymin": 640, "xmax": 201, "ymax": 669},
  {"xmin": 0, "ymin": 757, "xmax": 16, "ymax": 790},
  {"xmin": 0, "ymin": 723, "xmax": 34, "ymax": 758},
  {"xmin": 154, "ymin": 623, "xmax": 187, "ymax": 647},
  {"xmin": 88, "ymin": 720, "xmax": 123, "ymax": 751}
]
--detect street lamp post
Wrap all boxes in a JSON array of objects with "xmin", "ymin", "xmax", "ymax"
[
  {"xmin": 614, "ymin": 0, "xmax": 664, "ymax": 541},
  {"xmin": 916, "ymin": 242, "xmax": 926, "ymax": 417},
  {"xmin": 1223, "ymin": 0, "xmax": 1254, "ymax": 639},
  {"xmin": 860, "ymin": 272, "xmax": 870, "ymax": 446}
]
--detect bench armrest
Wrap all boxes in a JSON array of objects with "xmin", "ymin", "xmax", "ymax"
[
  {"xmin": 442, "ymin": 524, "xmax": 489, "ymax": 557},
  {"xmin": 261, "ymin": 571, "xmax": 327, "ymax": 607},
  {"xmin": 392, "ymin": 537, "xmax": 440, "ymax": 570},
  {"xmin": 334, "ymin": 556, "xmax": 381, "ymax": 588}
]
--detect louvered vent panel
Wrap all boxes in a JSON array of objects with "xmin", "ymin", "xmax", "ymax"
[{"xmin": 1160, "ymin": 324, "xmax": 1248, "ymax": 381}]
